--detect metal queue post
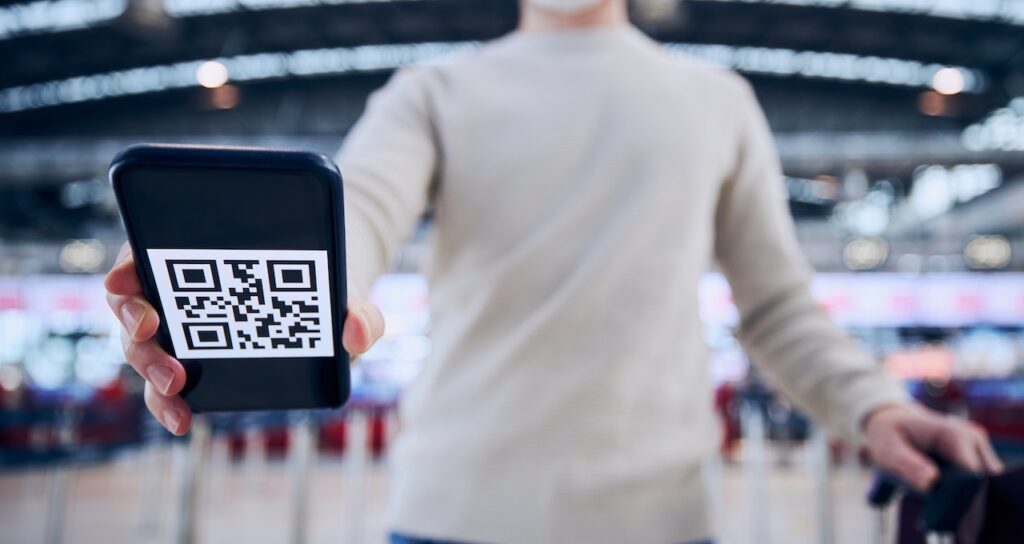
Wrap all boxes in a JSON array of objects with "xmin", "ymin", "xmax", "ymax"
[
  {"xmin": 243, "ymin": 417, "xmax": 266, "ymax": 497},
  {"xmin": 740, "ymin": 391, "xmax": 840, "ymax": 544},
  {"xmin": 172, "ymin": 415, "xmax": 211, "ymax": 544},
  {"xmin": 43, "ymin": 405, "xmax": 79, "ymax": 544},
  {"xmin": 344, "ymin": 407, "xmax": 370, "ymax": 544},
  {"xmin": 810, "ymin": 426, "xmax": 834, "ymax": 544},
  {"xmin": 43, "ymin": 455, "xmax": 70, "ymax": 544},
  {"xmin": 288, "ymin": 411, "xmax": 317, "ymax": 544},
  {"xmin": 703, "ymin": 450, "xmax": 726, "ymax": 539},
  {"xmin": 739, "ymin": 398, "xmax": 769, "ymax": 544},
  {"xmin": 138, "ymin": 418, "xmax": 172, "ymax": 544}
]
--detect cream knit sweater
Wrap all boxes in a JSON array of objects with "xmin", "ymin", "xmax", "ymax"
[{"xmin": 337, "ymin": 26, "xmax": 907, "ymax": 544}]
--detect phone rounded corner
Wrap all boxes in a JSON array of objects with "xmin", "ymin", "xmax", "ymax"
[
  {"xmin": 334, "ymin": 384, "xmax": 352, "ymax": 409},
  {"xmin": 307, "ymin": 152, "xmax": 344, "ymax": 191},
  {"xmin": 313, "ymin": 152, "xmax": 340, "ymax": 173},
  {"xmin": 108, "ymin": 144, "xmax": 155, "ymax": 192}
]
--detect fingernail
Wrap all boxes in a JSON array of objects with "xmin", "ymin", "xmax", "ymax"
[
  {"xmin": 146, "ymin": 365, "xmax": 174, "ymax": 395},
  {"xmin": 122, "ymin": 301, "xmax": 145, "ymax": 335},
  {"xmin": 162, "ymin": 408, "xmax": 182, "ymax": 434}
]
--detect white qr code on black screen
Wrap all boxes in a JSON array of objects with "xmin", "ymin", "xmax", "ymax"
[{"xmin": 148, "ymin": 249, "xmax": 334, "ymax": 359}]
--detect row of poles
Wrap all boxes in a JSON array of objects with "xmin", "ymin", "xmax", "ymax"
[
  {"xmin": 40, "ymin": 402, "xmax": 867, "ymax": 544},
  {"xmin": 41, "ymin": 410, "xmax": 376, "ymax": 544}
]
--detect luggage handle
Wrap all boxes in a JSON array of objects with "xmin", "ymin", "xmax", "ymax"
[{"xmin": 866, "ymin": 457, "xmax": 986, "ymax": 536}]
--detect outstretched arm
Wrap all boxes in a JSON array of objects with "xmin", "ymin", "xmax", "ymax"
[
  {"xmin": 713, "ymin": 76, "xmax": 1002, "ymax": 489},
  {"xmin": 337, "ymin": 67, "xmax": 440, "ymax": 300}
]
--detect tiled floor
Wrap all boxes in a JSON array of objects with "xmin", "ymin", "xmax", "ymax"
[{"xmin": 1, "ymin": 441, "xmax": 883, "ymax": 544}]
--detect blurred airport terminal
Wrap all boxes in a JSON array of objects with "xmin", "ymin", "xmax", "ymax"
[{"xmin": 2, "ymin": 0, "xmax": 1024, "ymax": 543}]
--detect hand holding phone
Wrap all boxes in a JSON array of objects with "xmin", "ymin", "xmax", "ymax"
[{"xmin": 105, "ymin": 144, "xmax": 386, "ymax": 434}]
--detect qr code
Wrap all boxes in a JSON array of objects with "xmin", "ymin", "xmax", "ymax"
[{"xmin": 147, "ymin": 249, "xmax": 334, "ymax": 359}]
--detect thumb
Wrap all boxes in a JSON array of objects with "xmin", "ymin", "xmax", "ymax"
[
  {"xmin": 342, "ymin": 301, "xmax": 385, "ymax": 357},
  {"xmin": 882, "ymin": 434, "xmax": 939, "ymax": 492}
]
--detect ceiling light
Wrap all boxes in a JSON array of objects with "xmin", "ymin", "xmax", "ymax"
[
  {"xmin": 196, "ymin": 60, "xmax": 229, "ymax": 88},
  {"xmin": 932, "ymin": 67, "xmax": 966, "ymax": 95}
]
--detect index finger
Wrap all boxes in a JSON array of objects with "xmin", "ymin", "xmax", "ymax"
[
  {"xmin": 936, "ymin": 423, "xmax": 984, "ymax": 473},
  {"xmin": 104, "ymin": 242, "xmax": 143, "ymax": 295},
  {"xmin": 970, "ymin": 424, "xmax": 1005, "ymax": 474},
  {"xmin": 879, "ymin": 435, "xmax": 939, "ymax": 491}
]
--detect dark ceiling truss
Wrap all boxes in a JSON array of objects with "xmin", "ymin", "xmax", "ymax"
[
  {"xmin": 2, "ymin": 0, "xmax": 1022, "ymax": 89},
  {"xmin": 0, "ymin": 0, "xmax": 1021, "ymax": 251},
  {"xmin": 0, "ymin": 57, "xmax": 994, "ymax": 136}
]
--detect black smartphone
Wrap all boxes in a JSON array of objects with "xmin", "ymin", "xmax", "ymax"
[{"xmin": 109, "ymin": 144, "xmax": 350, "ymax": 412}]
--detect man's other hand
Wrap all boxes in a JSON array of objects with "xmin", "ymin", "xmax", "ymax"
[
  {"xmin": 104, "ymin": 241, "xmax": 385, "ymax": 435},
  {"xmin": 864, "ymin": 403, "xmax": 1004, "ymax": 491}
]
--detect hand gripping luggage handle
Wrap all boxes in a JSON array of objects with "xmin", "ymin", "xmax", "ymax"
[{"xmin": 866, "ymin": 457, "xmax": 986, "ymax": 533}]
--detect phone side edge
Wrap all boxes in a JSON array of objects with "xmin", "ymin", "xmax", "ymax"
[
  {"xmin": 108, "ymin": 149, "xmax": 201, "ymax": 407},
  {"xmin": 322, "ymin": 157, "xmax": 351, "ymax": 408}
]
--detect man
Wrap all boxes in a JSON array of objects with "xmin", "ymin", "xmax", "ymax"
[{"xmin": 105, "ymin": 0, "xmax": 1004, "ymax": 542}]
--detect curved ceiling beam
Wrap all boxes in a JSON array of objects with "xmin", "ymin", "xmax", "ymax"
[
  {"xmin": 704, "ymin": 0, "xmax": 1024, "ymax": 26},
  {"xmin": 0, "ymin": 40, "xmax": 985, "ymax": 113}
]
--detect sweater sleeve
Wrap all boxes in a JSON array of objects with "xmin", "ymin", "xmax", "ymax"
[
  {"xmin": 335, "ymin": 68, "xmax": 438, "ymax": 300},
  {"xmin": 712, "ymin": 76, "xmax": 908, "ymax": 441}
]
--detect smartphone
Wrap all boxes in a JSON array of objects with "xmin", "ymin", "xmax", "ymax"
[{"xmin": 110, "ymin": 144, "xmax": 350, "ymax": 412}]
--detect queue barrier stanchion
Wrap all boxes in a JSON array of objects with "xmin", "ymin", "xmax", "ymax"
[
  {"xmin": 43, "ymin": 405, "xmax": 79, "ymax": 544},
  {"xmin": 343, "ymin": 408, "xmax": 369, "ymax": 544},
  {"xmin": 172, "ymin": 415, "xmax": 211, "ymax": 544},
  {"xmin": 704, "ymin": 451, "xmax": 726, "ymax": 539},
  {"xmin": 43, "ymin": 457, "xmax": 70, "ymax": 544},
  {"xmin": 137, "ymin": 418, "xmax": 172, "ymax": 544},
  {"xmin": 810, "ymin": 426, "xmax": 834, "ymax": 544},
  {"xmin": 288, "ymin": 411, "xmax": 316, "ymax": 544},
  {"xmin": 740, "ymin": 399, "xmax": 769, "ymax": 544}
]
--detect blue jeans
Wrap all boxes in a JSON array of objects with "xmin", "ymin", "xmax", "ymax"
[
  {"xmin": 390, "ymin": 535, "xmax": 454, "ymax": 544},
  {"xmin": 391, "ymin": 534, "xmax": 713, "ymax": 544}
]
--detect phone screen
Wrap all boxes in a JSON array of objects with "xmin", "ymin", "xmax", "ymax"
[{"xmin": 117, "ymin": 165, "xmax": 346, "ymax": 411}]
